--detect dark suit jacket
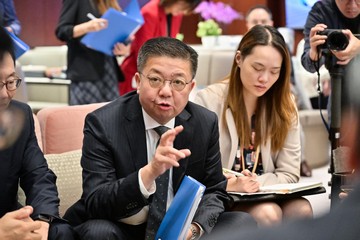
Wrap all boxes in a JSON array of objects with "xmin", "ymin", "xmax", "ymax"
[
  {"xmin": 0, "ymin": 100, "xmax": 60, "ymax": 218},
  {"xmin": 67, "ymin": 91, "xmax": 230, "ymax": 234},
  {"xmin": 55, "ymin": 0, "xmax": 123, "ymax": 82}
]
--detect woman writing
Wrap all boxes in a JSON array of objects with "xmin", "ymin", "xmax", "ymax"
[{"xmin": 195, "ymin": 25, "xmax": 313, "ymax": 226}]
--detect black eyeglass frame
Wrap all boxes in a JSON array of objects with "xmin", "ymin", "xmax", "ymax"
[{"xmin": 0, "ymin": 77, "xmax": 22, "ymax": 91}]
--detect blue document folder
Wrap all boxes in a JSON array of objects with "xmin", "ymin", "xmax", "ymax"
[
  {"xmin": 123, "ymin": 0, "xmax": 143, "ymax": 23},
  {"xmin": 81, "ymin": 1, "xmax": 144, "ymax": 56},
  {"xmin": 155, "ymin": 175, "xmax": 206, "ymax": 240},
  {"xmin": 5, "ymin": 28, "xmax": 30, "ymax": 59}
]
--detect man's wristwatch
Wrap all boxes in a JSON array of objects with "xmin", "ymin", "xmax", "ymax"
[
  {"xmin": 34, "ymin": 214, "xmax": 54, "ymax": 223},
  {"xmin": 190, "ymin": 224, "xmax": 200, "ymax": 240}
]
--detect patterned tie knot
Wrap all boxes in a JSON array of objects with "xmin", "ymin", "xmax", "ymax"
[{"xmin": 154, "ymin": 126, "xmax": 170, "ymax": 137}]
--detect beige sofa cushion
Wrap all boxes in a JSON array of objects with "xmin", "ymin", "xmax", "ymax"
[
  {"xmin": 45, "ymin": 149, "xmax": 82, "ymax": 216},
  {"xmin": 17, "ymin": 149, "xmax": 82, "ymax": 217},
  {"xmin": 299, "ymin": 110, "xmax": 330, "ymax": 168}
]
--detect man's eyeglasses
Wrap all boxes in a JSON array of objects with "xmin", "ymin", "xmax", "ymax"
[
  {"xmin": 340, "ymin": 0, "xmax": 360, "ymax": 4},
  {"xmin": 139, "ymin": 72, "xmax": 192, "ymax": 92},
  {"xmin": 0, "ymin": 77, "xmax": 22, "ymax": 91}
]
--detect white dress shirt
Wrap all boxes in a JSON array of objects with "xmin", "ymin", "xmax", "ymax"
[{"xmin": 118, "ymin": 108, "xmax": 175, "ymax": 225}]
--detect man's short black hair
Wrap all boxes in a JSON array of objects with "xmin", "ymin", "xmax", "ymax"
[
  {"xmin": 137, "ymin": 37, "xmax": 198, "ymax": 79},
  {"xmin": 0, "ymin": 27, "xmax": 16, "ymax": 65}
]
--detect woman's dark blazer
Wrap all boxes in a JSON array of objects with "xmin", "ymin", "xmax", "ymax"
[{"xmin": 56, "ymin": 0, "xmax": 123, "ymax": 82}]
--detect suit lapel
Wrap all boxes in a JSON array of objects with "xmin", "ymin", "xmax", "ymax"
[
  {"xmin": 172, "ymin": 108, "xmax": 193, "ymax": 192},
  {"xmin": 124, "ymin": 95, "xmax": 148, "ymax": 170}
]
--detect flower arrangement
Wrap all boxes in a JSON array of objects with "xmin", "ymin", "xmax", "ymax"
[
  {"xmin": 196, "ymin": 19, "xmax": 222, "ymax": 37},
  {"xmin": 195, "ymin": 1, "xmax": 241, "ymax": 37}
]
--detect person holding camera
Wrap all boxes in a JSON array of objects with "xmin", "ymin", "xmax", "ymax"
[
  {"xmin": 302, "ymin": 0, "xmax": 359, "ymax": 104},
  {"xmin": 302, "ymin": 0, "xmax": 360, "ymax": 71}
]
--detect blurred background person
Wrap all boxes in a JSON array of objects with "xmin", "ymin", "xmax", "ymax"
[
  {"xmin": 245, "ymin": 4, "xmax": 273, "ymax": 29},
  {"xmin": 301, "ymin": 0, "xmax": 360, "ymax": 116},
  {"xmin": 56, "ymin": 0, "xmax": 130, "ymax": 105},
  {"xmin": 119, "ymin": 0, "xmax": 201, "ymax": 95},
  {"xmin": 0, "ymin": 0, "xmax": 21, "ymax": 35}
]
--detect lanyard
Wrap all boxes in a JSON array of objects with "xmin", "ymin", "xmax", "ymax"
[{"xmin": 237, "ymin": 145, "xmax": 260, "ymax": 174}]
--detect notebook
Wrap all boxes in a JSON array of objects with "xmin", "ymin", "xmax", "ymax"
[{"xmin": 229, "ymin": 181, "xmax": 323, "ymax": 195}]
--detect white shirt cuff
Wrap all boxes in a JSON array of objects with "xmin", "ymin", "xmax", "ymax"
[{"xmin": 138, "ymin": 168, "xmax": 156, "ymax": 198}]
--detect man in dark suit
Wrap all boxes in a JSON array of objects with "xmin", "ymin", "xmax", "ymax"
[
  {"xmin": 65, "ymin": 37, "xmax": 256, "ymax": 239},
  {"xmin": 0, "ymin": 27, "xmax": 75, "ymax": 239}
]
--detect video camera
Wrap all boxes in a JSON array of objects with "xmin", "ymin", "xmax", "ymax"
[{"xmin": 317, "ymin": 29, "xmax": 349, "ymax": 51}]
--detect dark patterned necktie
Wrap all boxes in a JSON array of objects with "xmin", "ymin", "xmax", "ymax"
[{"xmin": 145, "ymin": 126, "xmax": 170, "ymax": 240}]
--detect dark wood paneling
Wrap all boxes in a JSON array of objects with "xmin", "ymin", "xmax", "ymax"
[{"xmin": 14, "ymin": 0, "xmax": 63, "ymax": 47}]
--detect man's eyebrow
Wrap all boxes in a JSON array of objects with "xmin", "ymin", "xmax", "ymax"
[
  {"xmin": 5, "ymin": 72, "xmax": 17, "ymax": 80},
  {"xmin": 170, "ymin": 72, "xmax": 186, "ymax": 78},
  {"xmin": 147, "ymin": 69, "xmax": 186, "ymax": 78}
]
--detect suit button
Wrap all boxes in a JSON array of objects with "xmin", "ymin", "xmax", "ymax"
[{"xmin": 208, "ymin": 214, "xmax": 217, "ymax": 227}]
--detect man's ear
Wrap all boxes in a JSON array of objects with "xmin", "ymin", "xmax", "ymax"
[{"xmin": 134, "ymin": 72, "xmax": 141, "ymax": 93}]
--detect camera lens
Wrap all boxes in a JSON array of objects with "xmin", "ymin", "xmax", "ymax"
[{"xmin": 327, "ymin": 31, "xmax": 349, "ymax": 51}]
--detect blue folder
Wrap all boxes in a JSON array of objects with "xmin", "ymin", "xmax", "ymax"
[
  {"xmin": 155, "ymin": 175, "xmax": 206, "ymax": 240},
  {"xmin": 81, "ymin": 0, "xmax": 144, "ymax": 56},
  {"xmin": 5, "ymin": 28, "xmax": 30, "ymax": 59}
]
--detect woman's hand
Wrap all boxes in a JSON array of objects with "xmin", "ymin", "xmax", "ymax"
[
  {"xmin": 113, "ymin": 42, "xmax": 131, "ymax": 56},
  {"xmin": 86, "ymin": 18, "xmax": 108, "ymax": 32},
  {"xmin": 226, "ymin": 174, "xmax": 259, "ymax": 193},
  {"xmin": 73, "ymin": 18, "xmax": 108, "ymax": 38}
]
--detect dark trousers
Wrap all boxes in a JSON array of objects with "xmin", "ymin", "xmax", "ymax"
[
  {"xmin": 49, "ymin": 221, "xmax": 77, "ymax": 240},
  {"xmin": 73, "ymin": 211, "xmax": 256, "ymax": 240},
  {"xmin": 74, "ymin": 220, "xmax": 146, "ymax": 240},
  {"xmin": 202, "ymin": 211, "xmax": 257, "ymax": 239}
]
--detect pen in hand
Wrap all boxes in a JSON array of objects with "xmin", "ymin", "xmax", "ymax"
[
  {"xmin": 86, "ymin": 13, "xmax": 105, "ymax": 27},
  {"xmin": 222, "ymin": 168, "xmax": 244, "ymax": 177}
]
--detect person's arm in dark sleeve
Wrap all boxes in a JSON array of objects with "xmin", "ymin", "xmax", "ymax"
[
  {"xmin": 3, "ymin": 0, "xmax": 21, "ymax": 35},
  {"xmin": 301, "ymin": 3, "xmax": 326, "ymax": 73},
  {"xmin": 20, "ymin": 106, "xmax": 60, "ymax": 218}
]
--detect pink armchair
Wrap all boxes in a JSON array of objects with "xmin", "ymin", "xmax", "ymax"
[{"xmin": 36, "ymin": 102, "xmax": 107, "ymax": 154}]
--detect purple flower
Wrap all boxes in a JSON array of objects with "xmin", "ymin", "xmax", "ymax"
[{"xmin": 194, "ymin": 1, "xmax": 242, "ymax": 24}]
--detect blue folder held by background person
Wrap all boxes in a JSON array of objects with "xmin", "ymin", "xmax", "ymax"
[
  {"xmin": 4, "ymin": 28, "xmax": 30, "ymax": 59},
  {"xmin": 81, "ymin": 0, "xmax": 144, "ymax": 56},
  {"xmin": 155, "ymin": 175, "xmax": 206, "ymax": 240}
]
